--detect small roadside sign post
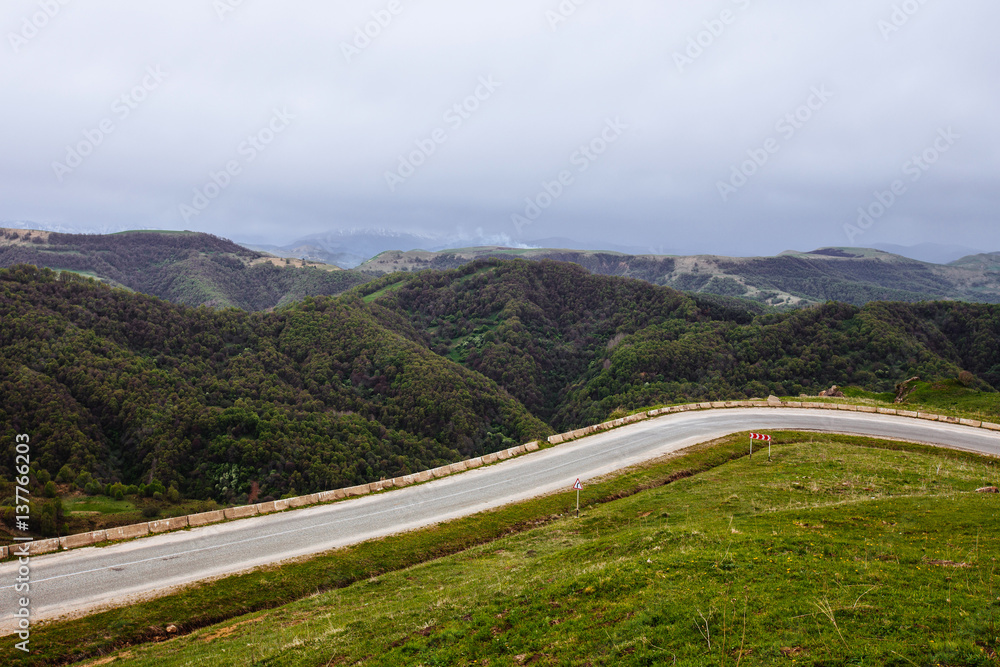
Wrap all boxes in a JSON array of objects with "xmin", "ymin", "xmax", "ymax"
[
  {"xmin": 750, "ymin": 433, "xmax": 772, "ymax": 461},
  {"xmin": 573, "ymin": 478, "xmax": 583, "ymax": 517}
]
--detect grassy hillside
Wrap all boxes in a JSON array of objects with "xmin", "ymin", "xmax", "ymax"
[
  {"xmin": 0, "ymin": 227, "xmax": 371, "ymax": 310},
  {"xmin": 53, "ymin": 433, "xmax": 1000, "ymax": 667},
  {"xmin": 360, "ymin": 246, "xmax": 1000, "ymax": 307}
]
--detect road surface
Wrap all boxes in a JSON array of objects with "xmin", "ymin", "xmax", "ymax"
[{"xmin": 2, "ymin": 407, "xmax": 998, "ymax": 633}]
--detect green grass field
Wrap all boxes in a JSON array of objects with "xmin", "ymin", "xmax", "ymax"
[
  {"xmin": 63, "ymin": 496, "xmax": 137, "ymax": 515},
  {"xmin": 833, "ymin": 380, "xmax": 1000, "ymax": 422},
  {"xmin": 42, "ymin": 433, "xmax": 998, "ymax": 667}
]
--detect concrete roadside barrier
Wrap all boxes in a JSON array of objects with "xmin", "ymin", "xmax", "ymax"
[
  {"xmin": 255, "ymin": 502, "xmax": 279, "ymax": 515},
  {"xmin": 189, "ymin": 510, "xmax": 226, "ymax": 526},
  {"xmin": 30, "ymin": 538, "xmax": 61, "ymax": 555},
  {"xmin": 224, "ymin": 505, "xmax": 258, "ymax": 520},
  {"xmin": 60, "ymin": 530, "xmax": 107, "ymax": 550},
  {"xmin": 106, "ymin": 523, "xmax": 150, "ymax": 542},
  {"xmin": 391, "ymin": 475, "xmax": 414, "ymax": 488},
  {"xmin": 149, "ymin": 517, "xmax": 189, "ymax": 534}
]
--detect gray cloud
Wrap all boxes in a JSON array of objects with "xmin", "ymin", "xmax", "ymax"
[{"xmin": 2, "ymin": 0, "xmax": 997, "ymax": 255}]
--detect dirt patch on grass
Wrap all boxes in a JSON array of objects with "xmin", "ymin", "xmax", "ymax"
[
  {"xmin": 924, "ymin": 559, "xmax": 971, "ymax": 568},
  {"xmin": 201, "ymin": 614, "xmax": 268, "ymax": 642},
  {"xmin": 80, "ymin": 651, "xmax": 133, "ymax": 665}
]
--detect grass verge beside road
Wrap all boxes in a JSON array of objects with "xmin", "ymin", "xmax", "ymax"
[{"xmin": 7, "ymin": 432, "xmax": 999, "ymax": 666}]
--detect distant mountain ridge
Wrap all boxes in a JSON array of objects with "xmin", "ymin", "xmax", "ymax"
[
  {"xmin": 358, "ymin": 245, "xmax": 1000, "ymax": 307},
  {"xmin": 4, "ymin": 226, "xmax": 999, "ymax": 309},
  {"xmin": 0, "ymin": 227, "xmax": 370, "ymax": 310}
]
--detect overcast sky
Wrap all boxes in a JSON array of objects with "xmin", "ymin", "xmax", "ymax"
[{"xmin": 2, "ymin": 0, "xmax": 997, "ymax": 256}]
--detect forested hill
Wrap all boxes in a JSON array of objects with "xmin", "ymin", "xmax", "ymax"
[
  {"xmin": 2, "ymin": 259, "xmax": 1000, "ymax": 505},
  {"xmin": 364, "ymin": 259, "xmax": 1000, "ymax": 427},
  {"xmin": 0, "ymin": 228, "xmax": 371, "ymax": 310},
  {"xmin": 0, "ymin": 264, "xmax": 549, "ymax": 503}
]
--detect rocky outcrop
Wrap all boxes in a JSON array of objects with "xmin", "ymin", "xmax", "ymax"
[{"xmin": 894, "ymin": 377, "xmax": 921, "ymax": 403}]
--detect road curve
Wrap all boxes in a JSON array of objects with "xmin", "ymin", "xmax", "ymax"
[{"xmin": 2, "ymin": 408, "xmax": 998, "ymax": 633}]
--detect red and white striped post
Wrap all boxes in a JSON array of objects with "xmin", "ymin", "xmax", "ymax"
[{"xmin": 750, "ymin": 433, "xmax": 772, "ymax": 461}]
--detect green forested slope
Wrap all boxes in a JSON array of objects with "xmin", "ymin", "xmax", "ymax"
[
  {"xmin": 0, "ymin": 265, "xmax": 549, "ymax": 504},
  {"xmin": 2, "ymin": 258, "xmax": 1000, "ymax": 510},
  {"xmin": 365, "ymin": 259, "xmax": 1000, "ymax": 429},
  {"xmin": 364, "ymin": 260, "xmax": 695, "ymax": 422}
]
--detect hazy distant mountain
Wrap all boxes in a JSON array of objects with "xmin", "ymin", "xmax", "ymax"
[
  {"xmin": 272, "ymin": 229, "xmax": 444, "ymax": 269},
  {"xmin": 359, "ymin": 245, "xmax": 1000, "ymax": 307},
  {"xmin": 871, "ymin": 242, "xmax": 983, "ymax": 265},
  {"xmin": 1, "ymin": 220, "xmax": 155, "ymax": 236},
  {"xmin": 247, "ymin": 230, "xmax": 662, "ymax": 269},
  {"xmin": 522, "ymin": 237, "xmax": 679, "ymax": 255},
  {"xmin": 948, "ymin": 251, "xmax": 1000, "ymax": 271}
]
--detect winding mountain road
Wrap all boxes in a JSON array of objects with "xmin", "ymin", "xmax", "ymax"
[{"xmin": 2, "ymin": 407, "xmax": 999, "ymax": 634}]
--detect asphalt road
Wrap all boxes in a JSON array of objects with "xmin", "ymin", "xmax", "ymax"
[{"xmin": 2, "ymin": 408, "xmax": 998, "ymax": 634}]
